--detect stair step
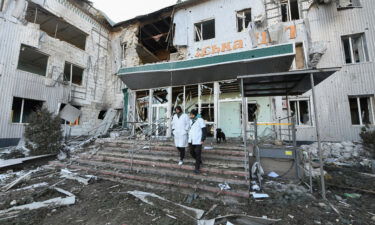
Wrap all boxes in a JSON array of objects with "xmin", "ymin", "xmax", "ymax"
[
  {"xmin": 95, "ymin": 151, "xmax": 245, "ymax": 169},
  {"xmin": 98, "ymin": 149, "xmax": 244, "ymax": 162},
  {"xmin": 72, "ymin": 158, "xmax": 247, "ymax": 186},
  {"xmin": 103, "ymin": 146, "xmax": 245, "ymax": 157},
  {"xmin": 80, "ymin": 154, "xmax": 247, "ymax": 177},
  {"xmin": 50, "ymin": 161, "xmax": 250, "ymax": 199},
  {"xmin": 101, "ymin": 140, "xmax": 245, "ymax": 151}
]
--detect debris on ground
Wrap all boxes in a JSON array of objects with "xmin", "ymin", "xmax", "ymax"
[
  {"xmin": 218, "ymin": 182, "xmax": 231, "ymax": 191},
  {"xmin": 60, "ymin": 169, "xmax": 96, "ymax": 185},
  {"xmin": 268, "ymin": 171, "xmax": 279, "ymax": 178},
  {"xmin": 343, "ymin": 193, "xmax": 361, "ymax": 199},
  {"xmin": 198, "ymin": 214, "xmax": 281, "ymax": 225},
  {"xmin": 301, "ymin": 141, "xmax": 370, "ymax": 166},
  {"xmin": 127, "ymin": 190, "xmax": 205, "ymax": 220},
  {"xmin": 0, "ymin": 187, "xmax": 76, "ymax": 215}
]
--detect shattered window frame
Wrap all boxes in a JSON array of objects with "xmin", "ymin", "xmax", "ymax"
[
  {"xmin": 11, "ymin": 97, "xmax": 44, "ymax": 124},
  {"xmin": 337, "ymin": 0, "xmax": 362, "ymax": 10},
  {"xmin": 121, "ymin": 42, "xmax": 127, "ymax": 61},
  {"xmin": 348, "ymin": 96, "xmax": 375, "ymax": 126},
  {"xmin": 247, "ymin": 102, "xmax": 258, "ymax": 123},
  {"xmin": 289, "ymin": 98, "xmax": 313, "ymax": 126},
  {"xmin": 280, "ymin": 0, "xmax": 300, "ymax": 22},
  {"xmin": 63, "ymin": 62, "xmax": 85, "ymax": 86},
  {"xmin": 17, "ymin": 44, "xmax": 49, "ymax": 76},
  {"xmin": 341, "ymin": 33, "xmax": 369, "ymax": 64},
  {"xmin": 236, "ymin": 8, "xmax": 252, "ymax": 32},
  {"xmin": 194, "ymin": 19, "xmax": 215, "ymax": 42}
]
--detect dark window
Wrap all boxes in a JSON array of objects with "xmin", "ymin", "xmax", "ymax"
[
  {"xmin": 11, "ymin": 97, "xmax": 43, "ymax": 123},
  {"xmin": 0, "ymin": 0, "xmax": 5, "ymax": 11},
  {"xmin": 290, "ymin": 100, "xmax": 312, "ymax": 126},
  {"xmin": 290, "ymin": 0, "xmax": 300, "ymax": 20},
  {"xmin": 349, "ymin": 96, "xmax": 375, "ymax": 125},
  {"xmin": 194, "ymin": 19, "xmax": 215, "ymax": 41},
  {"xmin": 17, "ymin": 45, "xmax": 49, "ymax": 76},
  {"xmin": 63, "ymin": 62, "xmax": 84, "ymax": 86},
  {"xmin": 98, "ymin": 110, "xmax": 107, "ymax": 120},
  {"xmin": 248, "ymin": 103, "xmax": 258, "ymax": 122},
  {"xmin": 237, "ymin": 9, "xmax": 252, "ymax": 32},
  {"xmin": 121, "ymin": 43, "xmax": 127, "ymax": 60},
  {"xmin": 342, "ymin": 33, "xmax": 369, "ymax": 64},
  {"xmin": 200, "ymin": 103, "xmax": 214, "ymax": 122},
  {"xmin": 281, "ymin": 0, "xmax": 299, "ymax": 22},
  {"xmin": 281, "ymin": 3, "xmax": 288, "ymax": 22},
  {"xmin": 25, "ymin": 3, "xmax": 87, "ymax": 50}
]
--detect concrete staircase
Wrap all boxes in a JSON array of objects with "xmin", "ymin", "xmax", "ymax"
[{"xmin": 51, "ymin": 139, "xmax": 250, "ymax": 203}]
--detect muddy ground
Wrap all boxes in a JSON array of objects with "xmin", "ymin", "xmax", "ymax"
[{"xmin": 0, "ymin": 163, "xmax": 374, "ymax": 225}]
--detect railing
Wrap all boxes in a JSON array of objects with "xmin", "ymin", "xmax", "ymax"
[{"xmin": 124, "ymin": 118, "xmax": 169, "ymax": 171}]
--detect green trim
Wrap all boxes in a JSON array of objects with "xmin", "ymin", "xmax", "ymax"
[{"xmin": 118, "ymin": 44, "xmax": 294, "ymax": 75}]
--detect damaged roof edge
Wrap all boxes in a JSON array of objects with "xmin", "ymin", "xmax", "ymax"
[{"xmin": 112, "ymin": 0, "xmax": 205, "ymax": 28}]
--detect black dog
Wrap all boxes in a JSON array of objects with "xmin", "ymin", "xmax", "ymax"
[{"xmin": 216, "ymin": 128, "xmax": 226, "ymax": 143}]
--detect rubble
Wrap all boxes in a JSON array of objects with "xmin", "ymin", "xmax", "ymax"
[
  {"xmin": 127, "ymin": 190, "xmax": 205, "ymax": 220},
  {"xmin": 301, "ymin": 141, "xmax": 370, "ymax": 166},
  {"xmin": 0, "ymin": 187, "xmax": 76, "ymax": 215}
]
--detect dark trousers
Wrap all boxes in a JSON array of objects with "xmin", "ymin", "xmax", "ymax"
[
  {"xmin": 177, "ymin": 147, "xmax": 185, "ymax": 161},
  {"xmin": 189, "ymin": 144, "xmax": 202, "ymax": 170}
]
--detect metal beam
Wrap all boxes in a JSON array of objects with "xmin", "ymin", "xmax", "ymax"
[{"xmin": 310, "ymin": 73, "xmax": 326, "ymax": 200}]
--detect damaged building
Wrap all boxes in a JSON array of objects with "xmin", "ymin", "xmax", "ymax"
[{"xmin": 0, "ymin": 0, "xmax": 374, "ymax": 147}]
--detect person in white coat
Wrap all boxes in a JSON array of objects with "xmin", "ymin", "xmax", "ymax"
[
  {"xmin": 188, "ymin": 109, "xmax": 207, "ymax": 174},
  {"xmin": 171, "ymin": 106, "xmax": 190, "ymax": 166}
]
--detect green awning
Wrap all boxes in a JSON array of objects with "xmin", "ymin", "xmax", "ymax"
[{"xmin": 118, "ymin": 43, "xmax": 295, "ymax": 90}]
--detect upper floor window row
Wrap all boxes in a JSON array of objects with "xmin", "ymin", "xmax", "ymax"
[
  {"xmin": 25, "ymin": 2, "xmax": 87, "ymax": 50},
  {"xmin": 194, "ymin": 9, "xmax": 252, "ymax": 42}
]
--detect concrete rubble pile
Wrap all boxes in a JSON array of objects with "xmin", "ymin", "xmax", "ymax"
[{"xmin": 301, "ymin": 141, "xmax": 372, "ymax": 167}]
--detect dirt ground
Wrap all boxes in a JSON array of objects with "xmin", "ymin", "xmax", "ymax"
[{"xmin": 1, "ymin": 163, "xmax": 375, "ymax": 225}]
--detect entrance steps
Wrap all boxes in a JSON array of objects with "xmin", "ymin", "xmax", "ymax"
[{"xmin": 50, "ymin": 138, "xmax": 250, "ymax": 203}]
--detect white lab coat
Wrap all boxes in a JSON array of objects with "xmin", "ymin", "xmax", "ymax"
[
  {"xmin": 171, "ymin": 113, "xmax": 190, "ymax": 147},
  {"xmin": 188, "ymin": 118, "xmax": 206, "ymax": 145}
]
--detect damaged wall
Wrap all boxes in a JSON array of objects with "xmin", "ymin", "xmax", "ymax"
[{"xmin": 0, "ymin": 0, "xmax": 112, "ymax": 144}]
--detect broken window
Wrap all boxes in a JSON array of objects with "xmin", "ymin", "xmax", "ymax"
[
  {"xmin": 281, "ymin": 0, "xmax": 300, "ymax": 22},
  {"xmin": 237, "ymin": 9, "xmax": 252, "ymax": 32},
  {"xmin": 25, "ymin": 3, "xmax": 87, "ymax": 50},
  {"xmin": 138, "ymin": 16, "xmax": 176, "ymax": 63},
  {"xmin": 17, "ymin": 44, "xmax": 49, "ymax": 76},
  {"xmin": 63, "ymin": 62, "xmax": 84, "ymax": 86},
  {"xmin": 136, "ymin": 90, "xmax": 150, "ymax": 122},
  {"xmin": 195, "ymin": 19, "xmax": 215, "ymax": 42},
  {"xmin": 121, "ymin": 42, "xmax": 127, "ymax": 61},
  {"xmin": 348, "ymin": 96, "xmax": 375, "ymax": 125},
  {"xmin": 289, "ymin": 99, "xmax": 312, "ymax": 126},
  {"xmin": 248, "ymin": 103, "xmax": 258, "ymax": 122},
  {"xmin": 0, "ymin": 0, "xmax": 4, "ymax": 11},
  {"xmin": 11, "ymin": 97, "xmax": 44, "ymax": 123},
  {"xmin": 342, "ymin": 33, "xmax": 369, "ymax": 64},
  {"xmin": 200, "ymin": 104, "xmax": 214, "ymax": 122},
  {"xmin": 98, "ymin": 110, "xmax": 107, "ymax": 120},
  {"xmin": 59, "ymin": 104, "xmax": 81, "ymax": 126},
  {"xmin": 337, "ymin": 0, "xmax": 361, "ymax": 9}
]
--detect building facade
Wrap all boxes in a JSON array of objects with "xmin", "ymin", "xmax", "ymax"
[
  {"xmin": 0, "ymin": 0, "xmax": 123, "ymax": 147},
  {"xmin": 0, "ymin": 0, "xmax": 374, "ymax": 147}
]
